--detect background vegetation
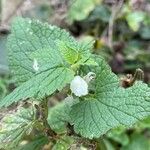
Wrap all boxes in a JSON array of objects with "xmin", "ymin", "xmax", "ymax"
[{"xmin": 0, "ymin": 0, "xmax": 150, "ymax": 149}]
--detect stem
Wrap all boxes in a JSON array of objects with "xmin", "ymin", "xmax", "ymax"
[
  {"xmin": 108, "ymin": 0, "xmax": 124, "ymax": 50},
  {"xmin": 36, "ymin": 98, "xmax": 56, "ymax": 138},
  {"xmin": 41, "ymin": 98, "xmax": 49, "ymax": 128}
]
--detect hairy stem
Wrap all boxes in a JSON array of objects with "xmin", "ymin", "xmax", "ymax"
[{"xmin": 35, "ymin": 98, "xmax": 56, "ymax": 138}]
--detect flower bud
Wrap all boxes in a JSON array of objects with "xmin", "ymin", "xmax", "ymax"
[{"xmin": 70, "ymin": 76, "xmax": 88, "ymax": 97}]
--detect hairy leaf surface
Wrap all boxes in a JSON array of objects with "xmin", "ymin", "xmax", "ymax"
[
  {"xmin": 70, "ymin": 56, "xmax": 150, "ymax": 138},
  {"xmin": 0, "ymin": 107, "xmax": 36, "ymax": 149},
  {"xmin": 0, "ymin": 66, "xmax": 74, "ymax": 108},
  {"xmin": 1, "ymin": 18, "xmax": 96, "ymax": 107},
  {"xmin": 8, "ymin": 18, "xmax": 93, "ymax": 85},
  {"xmin": 8, "ymin": 18, "xmax": 76, "ymax": 85}
]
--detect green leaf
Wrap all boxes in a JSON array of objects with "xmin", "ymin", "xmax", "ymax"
[
  {"xmin": 0, "ymin": 66, "xmax": 74, "ymax": 108},
  {"xmin": 17, "ymin": 135, "xmax": 49, "ymax": 150},
  {"xmin": 8, "ymin": 17, "xmax": 93, "ymax": 85},
  {"xmin": 52, "ymin": 136, "xmax": 74, "ymax": 150},
  {"xmin": 2, "ymin": 17, "xmax": 95, "ymax": 107},
  {"xmin": 0, "ymin": 77, "xmax": 8, "ymax": 99},
  {"xmin": 68, "ymin": 0, "xmax": 99, "ymax": 23},
  {"xmin": 134, "ymin": 116, "xmax": 150, "ymax": 131},
  {"xmin": 139, "ymin": 26, "xmax": 150, "ymax": 39},
  {"xmin": 47, "ymin": 96, "xmax": 78, "ymax": 134},
  {"xmin": 56, "ymin": 41, "xmax": 79, "ymax": 65},
  {"xmin": 121, "ymin": 133, "xmax": 150, "ymax": 150},
  {"xmin": 88, "ymin": 5, "xmax": 111, "ymax": 22},
  {"xmin": 102, "ymin": 139, "xmax": 116, "ymax": 150},
  {"xmin": 0, "ymin": 107, "xmax": 36, "ymax": 149},
  {"xmin": 70, "ymin": 56, "xmax": 150, "ymax": 138},
  {"xmin": 55, "ymin": 39, "xmax": 95, "ymax": 66},
  {"xmin": 126, "ymin": 11, "xmax": 145, "ymax": 31},
  {"xmin": 8, "ymin": 17, "xmax": 76, "ymax": 85},
  {"xmin": 107, "ymin": 127, "xmax": 129, "ymax": 146}
]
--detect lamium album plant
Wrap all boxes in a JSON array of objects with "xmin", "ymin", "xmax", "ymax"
[{"xmin": 0, "ymin": 17, "xmax": 150, "ymax": 149}]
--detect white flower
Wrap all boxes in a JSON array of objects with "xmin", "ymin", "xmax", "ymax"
[
  {"xmin": 33, "ymin": 58, "xmax": 39, "ymax": 71},
  {"xmin": 70, "ymin": 76, "xmax": 88, "ymax": 97}
]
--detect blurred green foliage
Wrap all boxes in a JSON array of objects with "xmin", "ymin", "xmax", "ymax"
[
  {"xmin": 0, "ymin": 0, "xmax": 150, "ymax": 149},
  {"xmin": 0, "ymin": 75, "xmax": 14, "ymax": 99},
  {"xmin": 67, "ymin": 0, "xmax": 101, "ymax": 23}
]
